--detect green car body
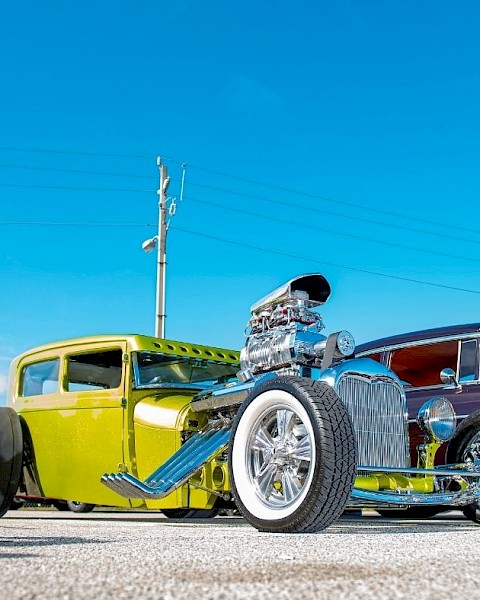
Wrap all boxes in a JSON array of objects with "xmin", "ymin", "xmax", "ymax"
[{"xmin": 7, "ymin": 334, "xmax": 239, "ymax": 512}]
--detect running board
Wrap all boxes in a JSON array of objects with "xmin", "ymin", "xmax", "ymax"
[{"xmin": 101, "ymin": 425, "xmax": 231, "ymax": 500}]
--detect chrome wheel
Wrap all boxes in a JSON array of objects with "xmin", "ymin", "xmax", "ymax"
[
  {"xmin": 463, "ymin": 431, "xmax": 480, "ymax": 463},
  {"xmin": 66, "ymin": 500, "xmax": 95, "ymax": 513},
  {"xmin": 447, "ymin": 414, "xmax": 480, "ymax": 525},
  {"xmin": 461, "ymin": 430, "xmax": 480, "ymax": 524},
  {"xmin": 246, "ymin": 403, "xmax": 314, "ymax": 511}
]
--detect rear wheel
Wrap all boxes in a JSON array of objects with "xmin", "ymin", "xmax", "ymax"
[
  {"xmin": 0, "ymin": 408, "xmax": 23, "ymax": 518},
  {"xmin": 229, "ymin": 377, "xmax": 357, "ymax": 533},
  {"xmin": 66, "ymin": 501, "xmax": 95, "ymax": 513},
  {"xmin": 447, "ymin": 413, "xmax": 480, "ymax": 524}
]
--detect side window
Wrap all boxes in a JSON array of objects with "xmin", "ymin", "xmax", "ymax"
[
  {"xmin": 363, "ymin": 352, "xmax": 382, "ymax": 363},
  {"xmin": 389, "ymin": 340, "xmax": 459, "ymax": 388},
  {"xmin": 21, "ymin": 359, "xmax": 60, "ymax": 397},
  {"xmin": 459, "ymin": 339, "xmax": 478, "ymax": 383},
  {"xmin": 66, "ymin": 349, "xmax": 123, "ymax": 392}
]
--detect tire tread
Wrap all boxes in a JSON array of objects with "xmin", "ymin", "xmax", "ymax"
[{"xmin": 230, "ymin": 376, "xmax": 357, "ymax": 533}]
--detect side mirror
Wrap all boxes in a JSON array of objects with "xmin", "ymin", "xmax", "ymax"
[{"xmin": 440, "ymin": 368, "xmax": 460, "ymax": 388}]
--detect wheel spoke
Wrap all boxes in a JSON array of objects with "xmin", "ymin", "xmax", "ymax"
[
  {"xmin": 276, "ymin": 409, "xmax": 295, "ymax": 441},
  {"xmin": 465, "ymin": 432, "xmax": 480, "ymax": 462},
  {"xmin": 250, "ymin": 425, "xmax": 275, "ymax": 453},
  {"xmin": 282, "ymin": 467, "xmax": 302, "ymax": 504},
  {"xmin": 254, "ymin": 461, "xmax": 278, "ymax": 499},
  {"xmin": 288, "ymin": 435, "xmax": 312, "ymax": 462}
]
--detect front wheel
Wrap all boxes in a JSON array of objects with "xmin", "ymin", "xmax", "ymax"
[
  {"xmin": 229, "ymin": 377, "xmax": 357, "ymax": 533},
  {"xmin": 447, "ymin": 413, "xmax": 480, "ymax": 524}
]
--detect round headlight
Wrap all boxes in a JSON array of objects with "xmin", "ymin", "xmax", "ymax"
[
  {"xmin": 335, "ymin": 330, "xmax": 355, "ymax": 357},
  {"xmin": 417, "ymin": 396, "xmax": 457, "ymax": 442}
]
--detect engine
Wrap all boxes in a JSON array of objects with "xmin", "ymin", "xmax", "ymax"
[{"xmin": 237, "ymin": 274, "xmax": 356, "ymax": 382}]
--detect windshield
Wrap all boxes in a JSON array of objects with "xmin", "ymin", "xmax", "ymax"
[{"xmin": 133, "ymin": 351, "xmax": 239, "ymax": 389}]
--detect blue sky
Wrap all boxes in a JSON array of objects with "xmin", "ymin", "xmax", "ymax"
[{"xmin": 1, "ymin": 1, "xmax": 480, "ymax": 404}]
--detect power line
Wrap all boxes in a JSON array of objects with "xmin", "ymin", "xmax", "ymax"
[
  {"xmin": 186, "ymin": 181, "xmax": 480, "ymax": 242},
  {"xmin": 184, "ymin": 163, "xmax": 480, "ymax": 237},
  {"xmin": 0, "ymin": 182, "xmax": 154, "ymax": 194},
  {"xmin": 186, "ymin": 195, "xmax": 480, "ymax": 264},
  {"xmin": 0, "ymin": 206, "xmax": 477, "ymax": 268},
  {"xmin": 0, "ymin": 144, "xmax": 478, "ymax": 238},
  {"xmin": 3, "ymin": 205, "xmax": 477, "ymax": 266},
  {"xmin": 0, "ymin": 162, "xmax": 153, "ymax": 180},
  {"xmin": 0, "ymin": 146, "xmax": 153, "ymax": 160},
  {"xmin": 2, "ymin": 178, "xmax": 480, "ymax": 249},
  {"xmin": 0, "ymin": 215, "xmax": 478, "ymax": 295},
  {"xmin": 170, "ymin": 225, "xmax": 480, "ymax": 296},
  {"xmin": 2, "ymin": 158, "xmax": 479, "ymax": 244},
  {"xmin": 1, "ymin": 177, "xmax": 480, "ymax": 256},
  {"xmin": 1, "ymin": 146, "xmax": 478, "ymax": 297},
  {"xmin": 0, "ymin": 220, "xmax": 152, "ymax": 227}
]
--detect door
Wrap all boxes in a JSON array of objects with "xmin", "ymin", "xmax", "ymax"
[{"xmin": 18, "ymin": 342, "xmax": 132, "ymax": 506}]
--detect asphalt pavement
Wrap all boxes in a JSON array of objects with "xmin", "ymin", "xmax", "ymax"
[{"xmin": 1, "ymin": 509, "xmax": 479, "ymax": 600}]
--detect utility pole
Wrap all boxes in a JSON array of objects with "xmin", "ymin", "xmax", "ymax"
[
  {"xmin": 142, "ymin": 157, "xmax": 184, "ymax": 339},
  {"xmin": 155, "ymin": 157, "xmax": 170, "ymax": 338}
]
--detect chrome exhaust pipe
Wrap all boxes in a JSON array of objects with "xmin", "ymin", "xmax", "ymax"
[
  {"xmin": 101, "ymin": 425, "xmax": 231, "ymax": 500},
  {"xmin": 102, "ymin": 474, "xmax": 134, "ymax": 497}
]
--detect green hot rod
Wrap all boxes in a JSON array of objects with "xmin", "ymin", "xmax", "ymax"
[{"xmin": 1, "ymin": 274, "xmax": 480, "ymax": 532}]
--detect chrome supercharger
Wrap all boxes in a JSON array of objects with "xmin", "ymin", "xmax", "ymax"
[{"xmin": 237, "ymin": 273, "xmax": 356, "ymax": 382}]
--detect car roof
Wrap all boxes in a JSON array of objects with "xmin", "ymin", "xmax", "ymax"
[
  {"xmin": 356, "ymin": 323, "xmax": 480, "ymax": 354},
  {"xmin": 12, "ymin": 334, "xmax": 240, "ymax": 365}
]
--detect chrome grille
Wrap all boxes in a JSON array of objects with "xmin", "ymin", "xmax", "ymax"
[{"xmin": 337, "ymin": 375, "xmax": 410, "ymax": 468}]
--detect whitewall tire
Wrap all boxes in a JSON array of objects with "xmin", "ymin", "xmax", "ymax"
[{"xmin": 229, "ymin": 376, "xmax": 356, "ymax": 533}]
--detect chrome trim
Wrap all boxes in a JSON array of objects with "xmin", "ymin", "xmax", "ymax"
[
  {"xmin": 351, "ymin": 486, "xmax": 480, "ymax": 506},
  {"xmin": 356, "ymin": 461, "xmax": 480, "ymax": 477},
  {"xmin": 357, "ymin": 332, "xmax": 480, "ymax": 356},
  {"xmin": 318, "ymin": 359, "xmax": 410, "ymax": 468},
  {"xmin": 408, "ymin": 415, "xmax": 471, "ymax": 424},
  {"xmin": 358, "ymin": 335, "xmax": 480, "ymax": 385},
  {"xmin": 403, "ymin": 382, "xmax": 479, "ymax": 393},
  {"xmin": 317, "ymin": 357, "xmax": 405, "ymax": 387}
]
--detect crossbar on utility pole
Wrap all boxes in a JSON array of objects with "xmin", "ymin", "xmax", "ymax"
[{"xmin": 155, "ymin": 159, "xmax": 169, "ymax": 338}]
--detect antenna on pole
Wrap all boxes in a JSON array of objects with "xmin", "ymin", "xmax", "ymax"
[
  {"xmin": 142, "ymin": 157, "xmax": 185, "ymax": 339},
  {"xmin": 155, "ymin": 156, "xmax": 169, "ymax": 338}
]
